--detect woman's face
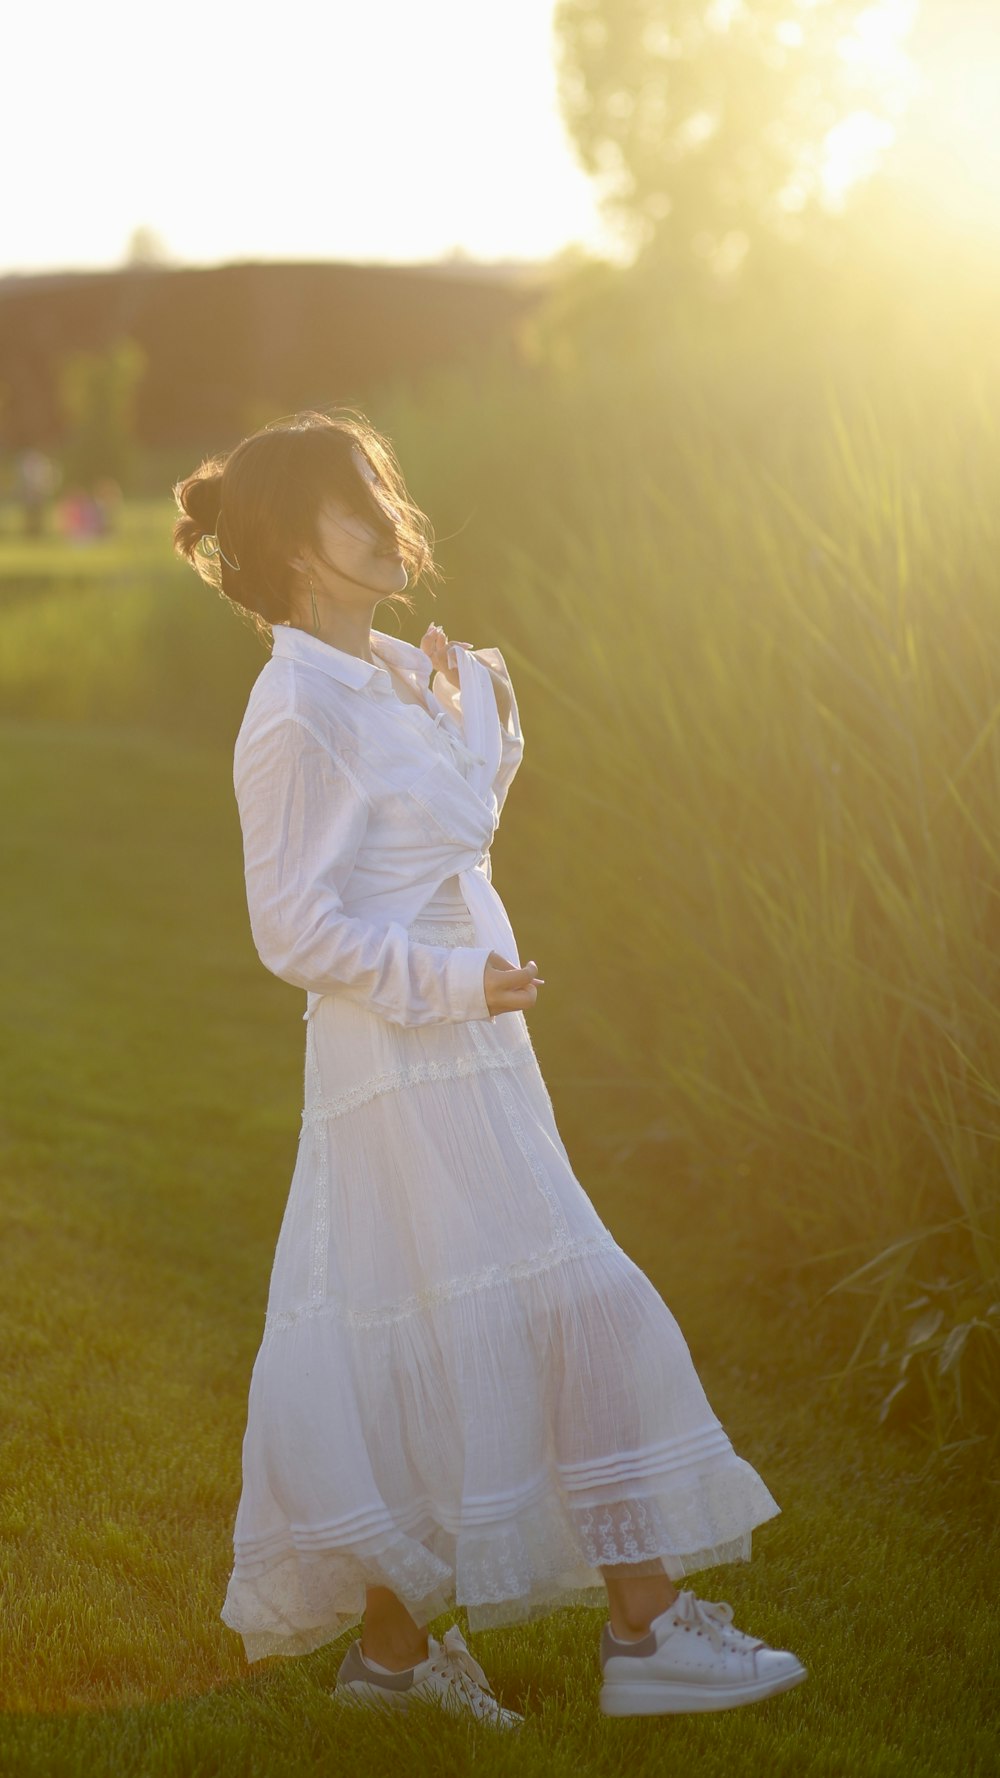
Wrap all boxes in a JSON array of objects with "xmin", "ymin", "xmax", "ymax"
[{"xmin": 312, "ymin": 443, "xmax": 407, "ymax": 593}]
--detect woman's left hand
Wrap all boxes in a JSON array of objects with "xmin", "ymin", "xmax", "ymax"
[{"xmin": 421, "ymin": 623, "xmax": 474, "ymax": 690}]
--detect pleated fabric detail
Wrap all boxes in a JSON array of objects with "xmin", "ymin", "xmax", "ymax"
[{"xmin": 221, "ymin": 909, "xmax": 781, "ymax": 1661}]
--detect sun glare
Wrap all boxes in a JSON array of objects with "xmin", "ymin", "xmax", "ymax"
[
  {"xmin": 820, "ymin": 0, "xmax": 920, "ymax": 208},
  {"xmin": 816, "ymin": 0, "xmax": 1000, "ymax": 234},
  {"xmin": 896, "ymin": 8, "xmax": 1000, "ymax": 234}
]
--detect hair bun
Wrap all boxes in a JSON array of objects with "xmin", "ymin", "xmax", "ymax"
[
  {"xmin": 172, "ymin": 459, "xmax": 227, "ymax": 578},
  {"xmin": 183, "ymin": 471, "xmax": 223, "ymax": 535}
]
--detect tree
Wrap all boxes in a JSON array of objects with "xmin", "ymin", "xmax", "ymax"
[
  {"xmin": 123, "ymin": 225, "xmax": 174, "ymax": 267},
  {"xmin": 553, "ymin": 0, "xmax": 908, "ymax": 285}
]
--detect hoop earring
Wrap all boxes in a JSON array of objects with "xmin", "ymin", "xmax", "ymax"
[{"xmin": 309, "ymin": 576, "xmax": 320, "ymax": 636}]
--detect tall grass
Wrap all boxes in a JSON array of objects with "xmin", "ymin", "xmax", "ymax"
[
  {"xmin": 379, "ymin": 350, "xmax": 1000, "ymax": 1470},
  {"xmin": 3, "ymin": 337, "xmax": 998, "ymax": 1472}
]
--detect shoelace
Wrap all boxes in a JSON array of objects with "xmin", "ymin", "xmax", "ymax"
[
  {"xmin": 671, "ymin": 1590, "xmax": 766, "ymax": 1655},
  {"xmin": 423, "ymin": 1625, "xmax": 499, "ymax": 1715},
  {"xmin": 699, "ymin": 1596, "xmax": 767, "ymax": 1650}
]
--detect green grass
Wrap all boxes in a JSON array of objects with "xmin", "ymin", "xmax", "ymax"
[
  {"xmin": 2, "ymin": 329, "xmax": 999, "ymax": 1770},
  {"xmin": 0, "ymin": 723, "xmax": 997, "ymax": 1776},
  {"xmin": 0, "ymin": 497, "xmax": 174, "ymax": 583}
]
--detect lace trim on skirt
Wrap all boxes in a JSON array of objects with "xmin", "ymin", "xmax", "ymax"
[
  {"xmin": 300, "ymin": 1034, "xmax": 537, "ymax": 1129},
  {"xmin": 263, "ymin": 1228, "xmax": 620, "ymax": 1338}
]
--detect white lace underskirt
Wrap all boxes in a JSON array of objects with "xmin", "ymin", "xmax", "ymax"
[{"xmin": 220, "ymin": 911, "xmax": 781, "ymax": 1662}]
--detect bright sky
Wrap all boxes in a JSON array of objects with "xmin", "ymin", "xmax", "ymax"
[
  {"xmin": 4, "ymin": 2, "xmax": 999, "ymax": 278},
  {"xmin": 0, "ymin": 0, "xmax": 625, "ymax": 275}
]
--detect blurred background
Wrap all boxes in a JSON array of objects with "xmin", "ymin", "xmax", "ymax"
[{"xmin": 2, "ymin": 0, "xmax": 999, "ymax": 1742}]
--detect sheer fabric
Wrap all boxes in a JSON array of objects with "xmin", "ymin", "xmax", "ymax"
[
  {"xmin": 221, "ymin": 909, "xmax": 781, "ymax": 1663},
  {"xmin": 221, "ymin": 628, "xmax": 781, "ymax": 1663}
]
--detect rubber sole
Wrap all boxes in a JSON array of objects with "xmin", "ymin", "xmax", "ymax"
[
  {"xmin": 599, "ymin": 1661, "xmax": 808, "ymax": 1716},
  {"xmin": 331, "ymin": 1681, "xmax": 524, "ymax": 1729}
]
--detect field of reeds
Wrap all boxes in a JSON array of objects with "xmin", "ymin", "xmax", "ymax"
[{"xmin": 2, "ymin": 299, "xmax": 998, "ymax": 1772}]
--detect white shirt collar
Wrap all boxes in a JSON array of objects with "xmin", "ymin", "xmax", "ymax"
[{"xmin": 271, "ymin": 622, "xmax": 433, "ymax": 691}]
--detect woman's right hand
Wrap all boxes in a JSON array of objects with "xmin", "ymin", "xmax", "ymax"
[{"xmin": 484, "ymin": 951, "xmax": 544, "ymax": 1017}]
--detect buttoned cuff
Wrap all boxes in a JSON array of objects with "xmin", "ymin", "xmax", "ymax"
[{"xmin": 443, "ymin": 945, "xmax": 495, "ymax": 1022}]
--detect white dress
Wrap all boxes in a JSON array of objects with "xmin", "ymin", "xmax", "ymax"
[{"xmin": 220, "ymin": 631, "xmax": 782, "ymax": 1663}]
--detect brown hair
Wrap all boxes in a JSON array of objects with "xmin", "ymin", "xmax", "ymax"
[{"xmin": 171, "ymin": 407, "xmax": 442, "ymax": 642}]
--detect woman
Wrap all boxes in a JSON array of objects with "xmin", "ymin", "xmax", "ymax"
[{"xmin": 172, "ymin": 409, "xmax": 807, "ymax": 1728}]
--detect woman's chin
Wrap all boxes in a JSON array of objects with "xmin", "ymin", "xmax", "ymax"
[{"xmin": 381, "ymin": 555, "xmax": 408, "ymax": 585}]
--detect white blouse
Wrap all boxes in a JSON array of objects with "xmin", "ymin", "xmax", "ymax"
[{"xmin": 232, "ymin": 622, "xmax": 525, "ymax": 1028}]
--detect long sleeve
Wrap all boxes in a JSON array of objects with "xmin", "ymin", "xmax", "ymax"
[
  {"xmin": 432, "ymin": 645, "xmax": 524, "ymax": 817},
  {"xmin": 233, "ymin": 715, "xmax": 494, "ymax": 1027}
]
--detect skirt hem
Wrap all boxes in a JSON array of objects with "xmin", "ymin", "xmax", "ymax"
[{"xmin": 221, "ymin": 1459, "xmax": 782, "ymax": 1663}]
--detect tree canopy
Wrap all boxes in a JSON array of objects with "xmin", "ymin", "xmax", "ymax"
[{"xmin": 553, "ymin": 0, "xmax": 910, "ymax": 281}]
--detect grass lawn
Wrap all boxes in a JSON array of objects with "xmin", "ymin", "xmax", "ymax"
[{"xmin": 0, "ymin": 716, "xmax": 996, "ymax": 1777}]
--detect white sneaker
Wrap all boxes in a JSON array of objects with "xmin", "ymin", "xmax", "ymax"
[
  {"xmin": 331, "ymin": 1623, "xmax": 524, "ymax": 1730},
  {"xmin": 599, "ymin": 1587, "xmax": 808, "ymax": 1716}
]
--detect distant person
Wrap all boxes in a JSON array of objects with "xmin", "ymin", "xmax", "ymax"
[
  {"xmin": 55, "ymin": 489, "xmax": 103, "ymax": 544},
  {"xmin": 171, "ymin": 410, "xmax": 807, "ymax": 1729},
  {"xmin": 15, "ymin": 447, "xmax": 56, "ymax": 538}
]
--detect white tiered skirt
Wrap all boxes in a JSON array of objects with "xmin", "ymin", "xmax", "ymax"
[{"xmin": 221, "ymin": 894, "xmax": 781, "ymax": 1662}]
